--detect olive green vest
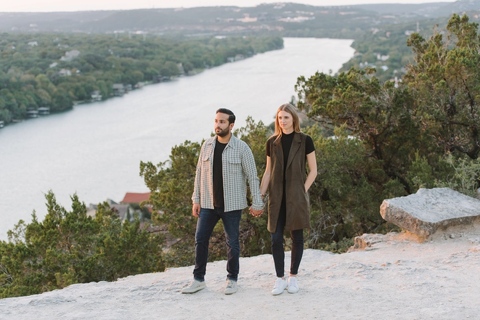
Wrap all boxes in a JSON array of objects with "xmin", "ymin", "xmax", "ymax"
[{"xmin": 267, "ymin": 132, "xmax": 311, "ymax": 233}]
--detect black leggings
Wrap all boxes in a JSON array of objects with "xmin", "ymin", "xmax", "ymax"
[{"xmin": 271, "ymin": 200, "xmax": 304, "ymax": 278}]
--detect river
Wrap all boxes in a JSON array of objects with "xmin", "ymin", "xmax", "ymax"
[{"xmin": 0, "ymin": 37, "xmax": 355, "ymax": 240}]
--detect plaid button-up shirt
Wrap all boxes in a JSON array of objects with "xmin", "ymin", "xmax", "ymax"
[{"xmin": 192, "ymin": 135, "xmax": 263, "ymax": 212}]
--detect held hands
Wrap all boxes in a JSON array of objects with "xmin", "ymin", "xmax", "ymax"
[
  {"xmin": 249, "ymin": 207, "xmax": 263, "ymax": 218},
  {"xmin": 249, "ymin": 192, "xmax": 266, "ymax": 217}
]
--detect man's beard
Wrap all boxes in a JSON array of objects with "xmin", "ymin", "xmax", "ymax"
[{"xmin": 216, "ymin": 127, "xmax": 229, "ymax": 137}]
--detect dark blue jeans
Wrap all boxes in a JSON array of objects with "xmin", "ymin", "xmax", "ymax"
[
  {"xmin": 193, "ymin": 207, "xmax": 242, "ymax": 282},
  {"xmin": 271, "ymin": 201, "xmax": 304, "ymax": 278}
]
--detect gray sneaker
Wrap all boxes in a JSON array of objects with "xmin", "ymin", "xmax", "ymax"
[
  {"xmin": 181, "ymin": 280, "xmax": 206, "ymax": 294},
  {"xmin": 287, "ymin": 276, "xmax": 299, "ymax": 294},
  {"xmin": 224, "ymin": 279, "xmax": 238, "ymax": 295},
  {"xmin": 271, "ymin": 277, "xmax": 287, "ymax": 295}
]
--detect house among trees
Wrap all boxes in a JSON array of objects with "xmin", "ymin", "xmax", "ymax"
[
  {"xmin": 112, "ymin": 84, "xmax": 125, "ymax": 96},
  {"xmin": 121, "ymin": 192, "xmax": 151, "ymax": 205},
  {"xmin": 26, "ymin": 109, "xmax": 39, "ymax": 118},
  {"xmin": 152, "ymin": 75, "xmax": 171, "ymax": 83},
  {"xmin": 38, "ymin": 107, "xmax": 50, "ymax": 115},
  {"xmin": 87, "ymin": 192, "xmax": 151, "ymax": 222},
  {"xmin": 227, "ymin": 54, "xmax": 245, "ymax": 62},
  {"xmin": 60, "ymin": 49, "xmax": 80, "ymax": 61},
  {"xmin": 58, "ymin": 68, "xmax": 72, "ymax": 77},
  {"xmin": 91, "ymin": 90, "xmax": 102, "ymax": 102}
]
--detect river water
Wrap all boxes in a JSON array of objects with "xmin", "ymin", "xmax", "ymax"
[{"xmin": 0, "ymin": 37, "xmax": 354, "ymax": 240}]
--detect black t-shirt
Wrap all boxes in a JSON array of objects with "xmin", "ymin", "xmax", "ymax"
[
  {"xmin": 266, "ymin": 132, "xmax": 315, "ymax": 159},
  {"xmin": 213, "ymin": 139, "xmax": 227, "ymax": 208}
]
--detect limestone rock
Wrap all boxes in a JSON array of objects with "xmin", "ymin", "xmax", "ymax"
[
  {"xmin": 350, "ymin": 231, "xmax": 424, "ymax": 251},
  {"xmin": 351, "ymin": 233, "xmax": 387, "ymax": 250},
  {"xmin": 380, "ymin": 188, "xmax": 480, "ymax": 239}
]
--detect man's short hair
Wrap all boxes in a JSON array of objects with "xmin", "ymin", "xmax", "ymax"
[{"xmin": 216, "ymin": 108, "xmax": 236, "ymax": 124}]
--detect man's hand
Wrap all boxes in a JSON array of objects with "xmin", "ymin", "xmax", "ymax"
[{"xmin": 192, "ymin": 203, "xmax": 200, "ymax": 217}]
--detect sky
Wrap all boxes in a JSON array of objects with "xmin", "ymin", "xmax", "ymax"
[{"xmin": 0, "ymin": 0, "xmax": 456, "ymax": 13}]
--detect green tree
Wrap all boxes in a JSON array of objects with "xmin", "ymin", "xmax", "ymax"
[
  {"xmin": 140, "ymin": 141, "xmax": 201, "ymax": 267},
  {"xmin": 405, "ymin": 14, "xmax": 480, "ymax": 159},
  {"xmin": 296, "ymin": 67, "xmax": 422, "ymax": 194},
  {"xmin": 159, "ymin": 61, "xmax": 180, "ymax": 78},
  {"xmin": 0, "ymin": 89, "xmax": 19, "ymax": 118},
  {"xmin": 307, "ymin": 126, "xmax": 403, "ymax": 250},
  {"xmin": 35, "ymin": 88, "xmax": 52, "ymax": 108},
  {"xmin": 51, "ymin": 87, "xmax": 73, "ymax": 112},
  {"xmin": 0, "ymin": 192, "xmax": 164, "ymax": 298}
]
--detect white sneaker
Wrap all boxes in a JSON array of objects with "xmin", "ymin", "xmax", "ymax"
[
  {"xmin": 271, "ymin": 277, "xmax": 287, "ymax": 295},
  {"xmin": 181, "ymin": 280, "xmax": 206, "ymax": 294},
  {"xmin": 287, "ymin": 276, "xmax": 299, "ymax": 294},
  {"xmin": 224, "ymin": 279, "xmax": 238, "ymax": 295}
]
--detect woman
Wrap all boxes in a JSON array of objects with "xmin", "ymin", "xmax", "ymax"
[{"xmin": 260, "ymin": 103, "xmax": 317, "ymax": 295}]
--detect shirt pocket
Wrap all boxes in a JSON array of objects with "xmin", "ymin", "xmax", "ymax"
[
  {"xmin": 227, "ymin": 158, "xmax": 242, "ymax": 174},
  {"xmin": 201, "ymin": 155, "xmax": 211, "ymax": 172}
]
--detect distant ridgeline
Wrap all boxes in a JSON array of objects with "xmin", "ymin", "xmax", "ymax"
[
  {"xmin": 0, "ymin": 2, "xmax": 477, "ymax": 36},
  {"xmin": 0, "ymin": 34, "xmax": 283, "ymax": 125}
]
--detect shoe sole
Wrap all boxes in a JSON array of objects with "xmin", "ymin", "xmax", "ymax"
[
  {"xmin": 271, "ymin": 287, "xmax": 287, "ymax": 295},
  {"xmin": 182, "ymin": 290, "xmax": 204, "ymax": 294},
  {"xmin": 271, "ymin": 282, "xmax": 287, "ymax": 295},
  {"xmin": 224, "ymin": 290, "xmax": 237, "ymax": 295},
  {"xmin": 181, "ymin": 285, "xmax": 206, "ymax": 294}
]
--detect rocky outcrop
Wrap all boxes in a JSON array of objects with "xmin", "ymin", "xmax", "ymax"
[{"xmin": 379, "ymin": 188, "xmax": 480, "ymax": 239}]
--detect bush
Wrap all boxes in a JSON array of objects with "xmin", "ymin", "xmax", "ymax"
[{"xmin": 0, "ymin": 192, "xmax": 164, "ymax": 298}]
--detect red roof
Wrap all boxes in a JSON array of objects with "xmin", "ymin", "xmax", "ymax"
[{"xmin": 121, "ymin": 192, "xmax": 151, "ymax": 204}]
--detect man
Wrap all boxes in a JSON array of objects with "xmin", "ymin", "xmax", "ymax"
[{"xmin": 181, "ymin": 108, "xmax": 264, "ymax": 295}]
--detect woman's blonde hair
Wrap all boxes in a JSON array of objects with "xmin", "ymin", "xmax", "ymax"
[{"xmin": 274, "ymin": 103, "xmax": 301, "ymax": 136}]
